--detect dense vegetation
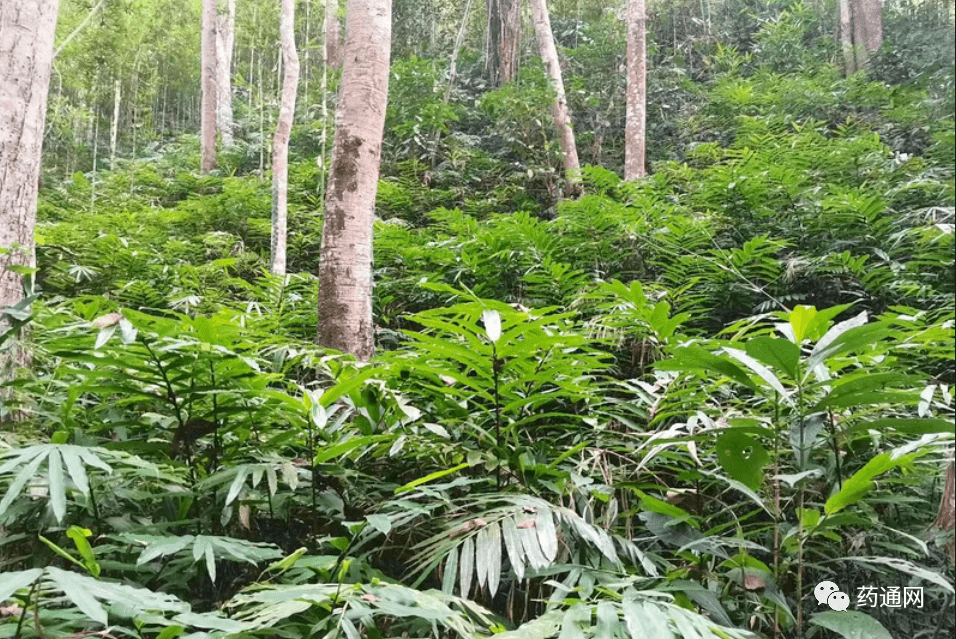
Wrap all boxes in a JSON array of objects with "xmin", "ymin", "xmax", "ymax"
[{"xmin": 1, "ymin": 1, "xmax": 953, "ymax": 638}]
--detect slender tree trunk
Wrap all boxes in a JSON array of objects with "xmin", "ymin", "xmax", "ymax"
[
  {"xmin": 271, "ymin": 0, "xmax": 300, "ymax": 275},
  {"xmin": 304, "ymin": 0, "xmax": 311, "ymax": 106},
  {"xmin": 430, "ymin": 0, "xmax": 475, "ymax": 167},
  {"xmin": 110, "ymin": 78, "xmax": 121, "ymax": 167},
  {"xmin": 838, "ymin": 0, "xmax": 855, "ymax": 74},
  {"xmin": 0, "ymin": 0, "xmax": 61, "ymax": 382},
  {"xmin": 486, "ymin": 0, "xmax": 520, "ymax": 85},
  {"xmin": 937, "ymin": 461, "xmax": 955, "ymax": 563},
  {"xmin": 216, "ymin": 0, "xmax": 236, "ymax": 148},
  {"xmin": 317, "ymin": 0, "xmax": 392, "ymax": 360},
  {"xmin": 325, "ymin": 0, "xmax": 343, "ymax": 70},
  {"xmin": 200, "ymin": 0, "xmax": 218, "ymax": 172},
  {"xmin": 624, "ymin": 0, "xmax": 646, "ymax": 180},
  {"xmin": 527, "ymin": 0, "xmax": 581, "ymax": 195}
]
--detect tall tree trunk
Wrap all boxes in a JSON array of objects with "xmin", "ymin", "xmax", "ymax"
[
  {"xmin": 216, "ymin": 0, "xmax": 236, "ymax": 148},
  {"xmin": 110, "ymin": 78, "xmax": 121, "ymax": 168},
  {"xmin": 838, "ymin": 0, "xmax": 882, "ymax": 74},
  {"xmin": 271, "ymin": 0, "xmax": 300, "ymax": 275},
  {"xmin": 838, "ymin": 0, "xmax": 855, "ymax": 74},
  {"xmin": 200, "ymin": 0, "xmax": 218, "ymax": 172},
  {"xmin": 624, "ymin": 0, "xmax": 646, "ymax": 180},
  {"xmin": 527, "ymin": 0, "xmax": 581, "ymax": 195},
  {"xmin": 325, "ymin": 0, "xmax": 343, "ymax": 69},
  {"xmin": 937, "ymin": 461, "xmax": 955, "ymax": 563},
  {"xmin": 486, "ymin": 0, "xmax": 520, "ymax": 86},
  {"xmin": 316, "ymin": 0, "xmax": 391, "ymax": 360},
  {"xmin": 851, "ymin": 0, "xmax": 882, "ymax": 70},
  {"xmin": 0, "ymin": 0, "xmax": 60, "ymax": 382}
]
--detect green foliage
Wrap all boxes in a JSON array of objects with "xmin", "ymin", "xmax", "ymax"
[{"xmin": 7, "ymin": 3, "xmax": 955, "ymax": 637}]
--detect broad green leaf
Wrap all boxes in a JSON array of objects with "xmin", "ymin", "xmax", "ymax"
[
  {"xmin": 744, "ymin": 336, "xmax": 800, "ymax": 380},
  {"xmin": 843, "ymin": 556, "xmax": 954, "ymax": 593},
  {"xmin": 225, "ymin": 465, "xmax": 250, "ymax": 506},
  {"xmin": 725, "ymin": 347, "xmax": 791, "ymax": 400},
  {"xmin": 281, "ymin": 461, "xmax": 299, "ymax": 490},
  {"xmin": 486, "ymin": 521, "xmax": 501, "ymax": 598},
  {"xmin": 595, "ymin": 601, "xmax": 618, "ymax": 639},
  {"xmin": 825, "ymin": 453, "xmax": 904, "ymax": 515},
  {"xmin": 810, "ymin": 310, "xmax": 867, "ymax": 357},
  {"xmin": 318, "ymin": 366, "xmax": 379, "ymax": 407},
  {"xmin": 136, "ymin": 535, "xmax": 194, "ymax": 565},
  {"xmin": 156, "ymin": 626, "xmax": 184, "ymax": 639},
  {"xmin": 788, "ymin": 305, "xmax": 817, "ymax": 343},
  {"xmin": 459, "ymin": 535, "xmax": 474, "ymax": 598},
  {"xmin": 809, "ymin": 610, "xmax": 892, "ymax": 639},
  {"xmin": 50, "ymin": 567, "xmax": 108, "ymax": 625},
  {"xmin": 656, "ymin": 345, "xmax": 757, "ymax": 390},
  {"xmin": 716, "ymin": 430, "xmax": 769, "ymax": 491},
  {"xmin": 519, "ymin": 522, "xmax": 549, "ymax": 569},
  {"xmin": 366, "ymin": 514, "xmax": 391, "ymax": 535},
  {"xmin": 475, "ymin": 525, "xmax": 490, "ymax": 593},
  {"xmin": 204, "ymin": 541, "xmax": 216, "ymax": 583},
  {"xmin": 807, "ymin": 317, "xmax": 896, "ymax": 372},
  {"xmin": 0, "ymin": 568, "xmax": 43, "ymax": 602},
  {"xmin": 266, "ymin": 465, "xmax": 278, "ymax": 496},
  {"xmin": 340, "ymin": 616, "xmax": 361, "ymax": 639},
  {"xmin": 536, "ymin": 509, "xmax": 558, "ymax": 563},
  {"xmin": 502, "ymin": 516, "xmax": 525, "ymax": 581},
  {"xmin": 0, "ymin": 450, "xmax": 49, "ymax": 518},
  {"xmin": 812, "ymin": 372, "xmax": 914, "ymax": 411},
  {"xmin": 62, "ymin": 448, "xmax": 90, "ymax": 497},
  {"xmin": 558, "ymin": 603, "xmax": 588, "ymax": 639},
  {"xmin": 442, "ymin": 545, "xmax": 458, "ymax": 595}
]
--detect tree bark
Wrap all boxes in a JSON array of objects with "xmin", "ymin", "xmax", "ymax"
[
  {"xmin": 271, "ymin": 0, "xmax": 300, "ymax": 275},
  {"xmin": 851, "ymin": 0, "xmax": 882, "ymax": 70},
  {"xmin": 0, "ymin": 0, "xmax": 60, "ymax": 380},
  {"xmin": 486, "ymin": 0, "xmax": 520, "ymax": 86},
  {"xmin": 624, "ymin": 0, "xmax": 646, "ymax": 180},
  {"xmin": 325, "ymin": 0, "xmax": 343, "ymax": 69},
  {"xmin": 216, "ymin": 0, "xmax": 236, "ymax": 148},
  {"xmin": 110, "ymin": 78, "xmax": 121, "ymax": 168},
  {"xmin": 838, "ymin": 0, "xmax": 882, "ymax": 74},
  {"xmin": 527, "ymin": 0, "xmax": 581, "ymax": 195},
  {"xmin": 200, "ymin": 0, "xmax": 218, "ymax": 172},
  {"xmin": 316, "ymin": 0, "xmax": 391, "ymax": 361},
  {"xmin": 838, "ymin": 0, "xmax": 855, "ymax": 74},
  {"xmin": 936, "ymin": 461, "xmax": 955, "ymax": 563}
]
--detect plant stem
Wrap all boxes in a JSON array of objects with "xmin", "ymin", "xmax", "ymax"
[{"xmin": 492, "ymin": 343, "xmax": 501, "ymax": 489}]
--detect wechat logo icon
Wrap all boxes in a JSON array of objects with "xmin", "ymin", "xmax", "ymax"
[{"xmin": 815, "ymin": 581, "xmax": 850, "ymax": 611}]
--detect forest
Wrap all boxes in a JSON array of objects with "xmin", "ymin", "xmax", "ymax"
[{"xmin": 0, "ymin": 0, "xmax": 954, "ymax": 638}]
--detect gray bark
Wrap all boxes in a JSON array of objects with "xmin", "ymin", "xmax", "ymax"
[
  {"xmin": 624, "ymin": 0, "xmax": 646, "ymax": 180},
  {"xmin": 0, "ymin": 0, "xmax": 61, "ymax": 381},
  {"xmin": 200, "ymin": 0, "xmax": 218, "ymax": 171},
  {"xmin": 528, "ymin": 0, "xmax": 581, "ymax": 195},
  {"xmin": 271, "ymin": 0, "xmax": 300, "ymax": 275},
  {"xmin": 216, "ymin": 0, "xmax": 236, "ymax": 148},
  {"xmin": 317, "ymin": 0, "xmax": 392, "ymax": 360}
]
